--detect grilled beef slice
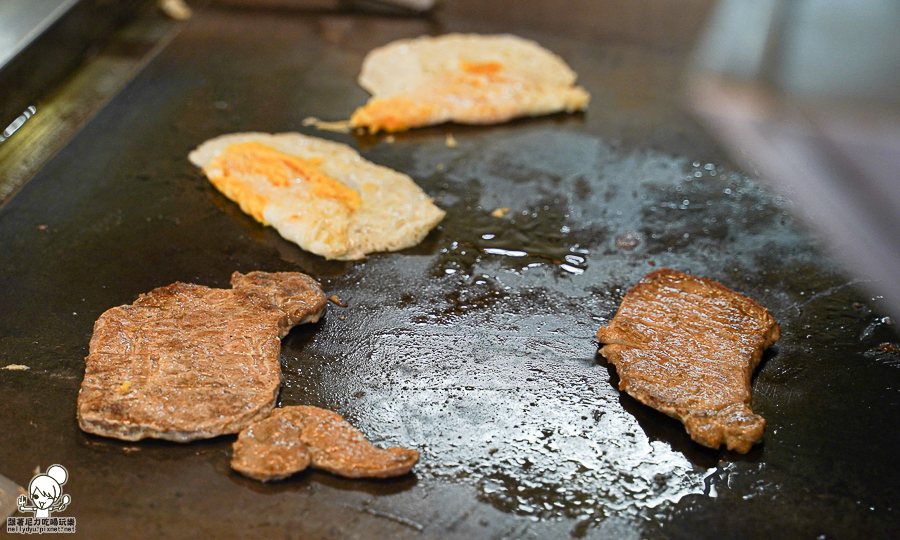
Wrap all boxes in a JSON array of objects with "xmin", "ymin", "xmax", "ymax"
[
  {"xmin": 231, "ymin": 405, "xmax": 419, "ymax": 481},
  {"xmin": 596, "ymin": 268, "xmax": 780, "ymax": 453},
  {"xmin": 77, "ymin": 272, "xmax": 326, "ymax": 442}
]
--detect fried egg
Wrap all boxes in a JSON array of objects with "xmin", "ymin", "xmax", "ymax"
[
  {"xmin": 189, "ymin": 132, "xmax": 445, "ymax": 260},
  {"xmin": 350, "ymin": 33, "xmax": 590, "ymax": 133}
]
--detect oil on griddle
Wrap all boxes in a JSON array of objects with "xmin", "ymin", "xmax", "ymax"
[{"xmin": 3, "ymin": 6, "xmax": 900, "ymax": 540}]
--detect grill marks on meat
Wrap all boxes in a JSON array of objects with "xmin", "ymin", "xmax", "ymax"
[
  {"xmin": 596, "ymin": 269, "xmax": 780, "ymax": 453},
  {"xmin": 77, "ymin": 272, "xmax": 326, "ymax": 442},
  {"xmin": 231, "ymin": 406, "xmax": 419, "ymax": 481}
]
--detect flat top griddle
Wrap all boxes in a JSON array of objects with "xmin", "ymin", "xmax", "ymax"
[{"xmin": 2, "ymin": 5, "xmax": 900, "ymax": 539}]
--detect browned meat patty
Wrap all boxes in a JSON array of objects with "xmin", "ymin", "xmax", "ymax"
[
  {"xmin": 77, "ymin": 272, "xmax": 326, "ymax": 442},
  {"xmin": 596, "ymin": 268, "xmax": 780, "ymax": 453},
  {"xmin": 231, "ymin": 405, "xmax": 419, "ymax": 481}
]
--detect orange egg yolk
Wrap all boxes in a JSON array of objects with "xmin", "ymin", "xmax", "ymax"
[
  {"xmin": 209, "ymin": 142, "xmax": 362, "ymax": 211},
  {"xmin": 459, "ymin": 60, "xmax": 504, "ymax": 75}
]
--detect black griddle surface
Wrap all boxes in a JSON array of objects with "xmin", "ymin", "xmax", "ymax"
[{"xmin": 2, "ymin": 6, "xmax": 900, "ymax": 539}]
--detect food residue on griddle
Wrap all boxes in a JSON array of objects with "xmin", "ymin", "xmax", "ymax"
[
  {"xmin": 301, "ymin": 116, "xmax": 353, "ymax": 133},
  {"xmin": 596, "ymin": 268, "xmax": 780, "ymax": 453},
  {"xmin": 614, "ymin": 231, "xmax": 641, "ymax": 250},
  {"xmin": 2, "ymin": 364, "xmax": 29, "ymax": 371},
  {"xmin": 491, "ymin": 207, "xmax": 510, "ymax": 218},
  {"xmin": 230, "ymin": 405, "xmax": 419, "ymax": 482},
  {"xmin": 328, "ymin": 294, "xmax": 348, "ymax": 307},
  {"xmin": 445, "ymin": 133, "xmax": 458, "ymax": 148}
]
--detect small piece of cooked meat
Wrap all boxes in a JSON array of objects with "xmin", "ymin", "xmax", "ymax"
[
  {"xmin": 231, "ymin": 405, "xmax": 419, "ymax": 482},
  {"xmin": 77, "ymin": 272, "xmax": 326, "ymax": 442},
  {"xmin": 596, "ymin": 268, "xmax": 780, "ymax": 453}
]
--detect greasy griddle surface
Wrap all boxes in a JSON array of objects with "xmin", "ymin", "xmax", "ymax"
[{"xmin": 2, "ymin": 6, "xmax": 900, "ymax": 539}]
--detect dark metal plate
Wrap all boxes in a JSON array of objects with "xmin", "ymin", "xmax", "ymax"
[{"xmin": 1, "ymin": 5, "xmax": 899, "ymax": 539}]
